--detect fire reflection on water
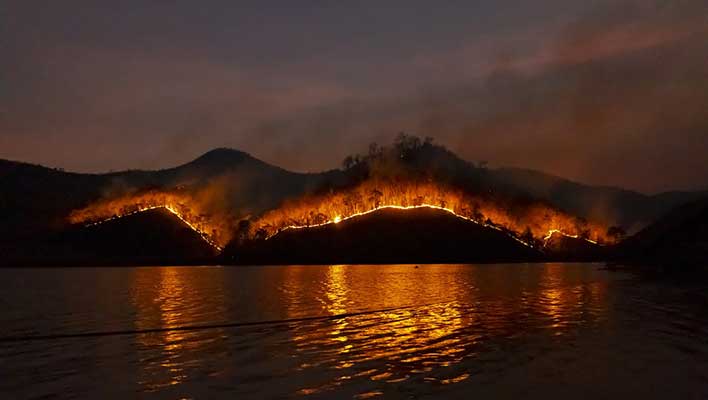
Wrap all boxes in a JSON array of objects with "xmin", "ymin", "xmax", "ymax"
[
  {"xmin": 131, "ymin": 267, "xmax": 226, "ymax": 392},
  {"xmin": 278, "ymin": 264, "xmax": 608, "ymax": 397},
  {"xmin": 124, "ymin": 264, "xmax": 608, "ymax": 397},
  {"xmin": 286, "ymin": 265, "xmax": 473, "ymax": 395},
  {"xmin": 538, "ymin": 263, "xmax": 607, "ymax": 336}
]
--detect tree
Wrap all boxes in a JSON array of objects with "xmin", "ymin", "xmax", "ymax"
[
  {"xmin": 394, "ymin": 132, "xmax": 422, "ymax": 158},
  {"xmin": 607, "ymin": 226, "xmax": 626, "ymax": 242},
  {"xmin": 343, "ymin": 194, "xmax": 356, "ymax": 214},
  {"xmin": 521, "ymin": 227, "xmax": 534, "ymax": 244},
  {"xmin": 254, "ymin": 228, "xmax": 268, "ymax": 241},
  {"xmin": 369, "ymin": 189, "xmax": 383, "ymax": 208},
  {"xmin": 368, "ymin": 142, "xmax": 382, "ymax": 159},
  {"xmin": 342, "ymin": 155, "xmax": 355, "ymax": 170},
  {"xmin": 472, "ymin": 203, "xmax": 484, "ymax": 222}
]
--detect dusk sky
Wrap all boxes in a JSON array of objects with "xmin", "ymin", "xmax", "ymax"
[{"xmin": 2, "ymin": 0, "xmax": 707, "ymax": 193}]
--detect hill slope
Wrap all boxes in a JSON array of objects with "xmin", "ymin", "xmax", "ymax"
[
  {"xmin": 614, "ymin": 197, "xmax": 708, "ymax": 266},
  {"xmin": 2, "ymin": 139, "xmax": 705, "ymax": 266},
  {"xmin": 0, "ymin": 149, "xmax": 330, "ymax": 242},
  {"xmin": 490, "ymin": 167, "xmax": 707, "ymax": 232},
  {"xmin": 225, "ymin": 207, "xmax": 543, "ymax": 264},
  {"xmin": 1, "ymin": 208, "xmax": 218, "ymax": 267}
]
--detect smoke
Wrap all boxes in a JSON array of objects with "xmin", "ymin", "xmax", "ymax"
[{"xmin": 2, "ymin": 0, "xmax": 707, "ymax": 193}]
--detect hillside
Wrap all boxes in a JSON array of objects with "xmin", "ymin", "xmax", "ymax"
[
  {"xmin": 0, "ymin": 149, "xmax": 329, "ymax": 243},
  {"xmin": 614, "ymin": 197, "xmax": 708, "ymax": 267},
  {"xmin": 225, "ymin": 207, "xmax": 543, "ymax": 265},
  {"xmin": 2, "ymin": 145, "xmax": 701, "ymax": 243},
  {"xmin": 2, "ymin": 137, "xmax": 706, "ymax": 266},
  {"xmin": 490, "ymin": 167, "xmax": 707, "ymax": 233},
  {"xmin": 0, "ymin": 208, "xmax": 218, "ymax": 267},
  {"xmin": 542, "ymin": 231, "xmax": 605, "ymax": 261}
]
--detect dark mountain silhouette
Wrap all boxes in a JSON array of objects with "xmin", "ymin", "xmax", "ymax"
[
  {"xmin": 0, "ymin": 149, "xmax": 333, "ymax": 246},
  {"xmin": 1, "ymin": 144, "xmax": 700, "ymax": 243},
  {"xmin": 490, "ymin": 167, "xmax": 708, "ymax": 233},
  {"xmin": 224, "ymin": 207, "xmax": 543, "ymax": 265},
  {"xmin": 1, "ymin": 136, "xmax": 705, "ymax": 266},
  {"xmin": 613, "ymin": 197, "xmax": 708, "ymax": 267},
  {"xmin": 1, "ymin": 208, "xmax": 217, "ymax": 267}
]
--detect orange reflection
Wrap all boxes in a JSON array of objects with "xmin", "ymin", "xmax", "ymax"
[
  {"xmin": 277, "ymin": 264, "xmax": 608, "ymax": 397},
  {"xmin": 538, "ymin": 263, "xmax": 607, "ymax": 335},
  {"xmin": 285, "ymin": 265, "xmax": 472, "ymax": 395},
  {"xmin": 131, "ymin": 267, "xmax": 225, "ymax": 392}
]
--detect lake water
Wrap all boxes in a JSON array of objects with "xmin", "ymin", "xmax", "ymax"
[{"xmin": 1, "ymin": 264, "xmax": 707, "ymax": 399}]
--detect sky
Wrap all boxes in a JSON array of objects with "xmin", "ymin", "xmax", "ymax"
[{"xmin": 2, "ymin": 0, "xmax": 707, "ymax": 193}]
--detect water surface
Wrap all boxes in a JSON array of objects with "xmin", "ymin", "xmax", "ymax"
[{"xmin": 1, "ymin": 264, "xmax": 707, "ymax": 399}]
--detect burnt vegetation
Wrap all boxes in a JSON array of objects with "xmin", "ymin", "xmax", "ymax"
[{"xmin": 1, "ymin": 134, "xmax": 706, "ymax": 267}]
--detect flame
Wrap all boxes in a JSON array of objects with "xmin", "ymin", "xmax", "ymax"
[
  {"xmin": 271, "ymin": 204, "xmax": 537, "ymax": 248},
  {"xmin": 68, "ymin": 178, "xmax": 613, "ymax": 254},
  {"xmin": 542, "ymin": 229, "xmax": 601, "ymax": 246},
  {"xmin": 249, "ymin": 179, "xmax": 611, "ymax": 248},
  {"xmin": 68, "ymin": 190, "xmax": 229, "ymax": 250}
]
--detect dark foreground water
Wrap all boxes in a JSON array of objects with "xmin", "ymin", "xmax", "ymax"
[{"xmin": 1, "ymin": 264, "xmax": 708, "ymax": 399}]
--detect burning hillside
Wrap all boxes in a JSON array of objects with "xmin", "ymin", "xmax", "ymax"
[
  {"xmin": 229, "ymin": 206, "xmax": 544, "ymax": 264},
  {"xmin": 66, "ymin": 135, "xmax": 619, "ymax": 259},
  {"xmin": 68, "ymin": 190, "xmax": 232, "ymax": 250},
  {"xmin": 68, "ymin": 177, "xmax": 611, "ymax": 257},
  {"xmin": 246, "ymin": 178, "xmax": 611, "ymax": 247}
]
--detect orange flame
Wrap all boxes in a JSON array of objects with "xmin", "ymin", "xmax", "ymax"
[
  {"xmin": 249, "ymin": 179, "xmax": 611, "ymax": 247},
  {"xmin": 68, "ymin": 190, "xmax": 229, "ymax": 250},
  {"xmin": 68, "ymin": 178, "xmax": 612, "ymax": 253}
]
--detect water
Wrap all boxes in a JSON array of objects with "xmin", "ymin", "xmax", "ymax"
[{"xmin": 1, "ymin": 264, "xmax": 707, "ymax": 399}]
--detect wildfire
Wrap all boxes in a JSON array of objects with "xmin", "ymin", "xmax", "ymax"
[
  {"xmin": 68, "ymin": 178, "xmax": 612, "ymax": 254},
  {"xmin": 249, "ymin": 178, "xmax": 611, "ymax": 249},
  {"xmin": 542, "ymin": 229, "xmax": 601, "ymax": 246},
  {"xmin": 69, "ymin": 190, "xmax": 230, "ymax": 250},
  {"xmin": 271, "ymin": 203, "xmax": 539, "ymax": 248}
]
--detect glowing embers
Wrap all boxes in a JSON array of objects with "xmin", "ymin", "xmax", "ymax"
[
  {"xmin": 86, "ymin": 205, "xmax": 222, "ymax": 251},
  {"xmin": 542, "ymin": 229, "xmax": 601, "ymax": 246},
  {"xmin": 270, "ymin": 204, "xmax": 538, "ymax": 249},
  {"xmin": 69, "ymin": 191, "xmax": 226, "ymax": 250},
  {"xmin": 249, "ymin": 179, "xmax": 610, "ymax": 249}
]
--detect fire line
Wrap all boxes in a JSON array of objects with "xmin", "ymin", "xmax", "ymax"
[
  {"xmin": 84, "ymin": 205, "xmax": 223, "ymax": 251},
  {"xmin": 267, "ymin": 204, "xmax": 601, "ymax": 249}
]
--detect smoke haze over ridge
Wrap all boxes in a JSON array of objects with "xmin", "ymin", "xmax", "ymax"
[{"xmin": 2, "ymin": 0, "xmax": 707, "ymax": 193}]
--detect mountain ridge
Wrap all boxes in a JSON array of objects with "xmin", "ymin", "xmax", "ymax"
[{"xmin": 1, "ymin": 142, "xmax": 705, "ymax": 264}]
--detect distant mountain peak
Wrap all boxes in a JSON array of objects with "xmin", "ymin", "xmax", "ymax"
[
  {"xmin": 180, "ymin": 148, "xmax": 258, "ymax": 169},
  {"xmin": 194, "ymin": 147, "xmax": 251, "ymax": 162}
]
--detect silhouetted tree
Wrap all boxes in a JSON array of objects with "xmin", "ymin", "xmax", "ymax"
[
  {"xmin": 254, "ymin": 228, "xmax": 268, "ymax": 241},
  {"xmin": 607, "ymin": 226, "xmax": 626, "ymax": 242},
  {"xmin": 472, "ymin": 203, "xmax": 484, "ymax": 222},
  {"xmin": 394, "ymin": 132, "xmax": 422, "ymax": 159},
  {"xmin": 521, "ymin": 227, "xmax": 534, "ymax": 244},
  {"xmin": 369, "ymin": 189, "xmax": 383, "ymax": 208},
  {"xmin": 368, "ymin": 142, "xmax": 383, "ymax": 159},
  {"xmin": 342, "ymin": 155, "xmax": 355, "ymax": 170}
]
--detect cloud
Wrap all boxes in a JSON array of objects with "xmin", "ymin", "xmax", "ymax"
[{"xmin": 1, "ymin": 0, "xmax": 707, "ymax": 193}]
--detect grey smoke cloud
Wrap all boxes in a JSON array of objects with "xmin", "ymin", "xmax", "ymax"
[{"xmin": 1, "ymin": 0, "xmax": 707, "ymax": 193}]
